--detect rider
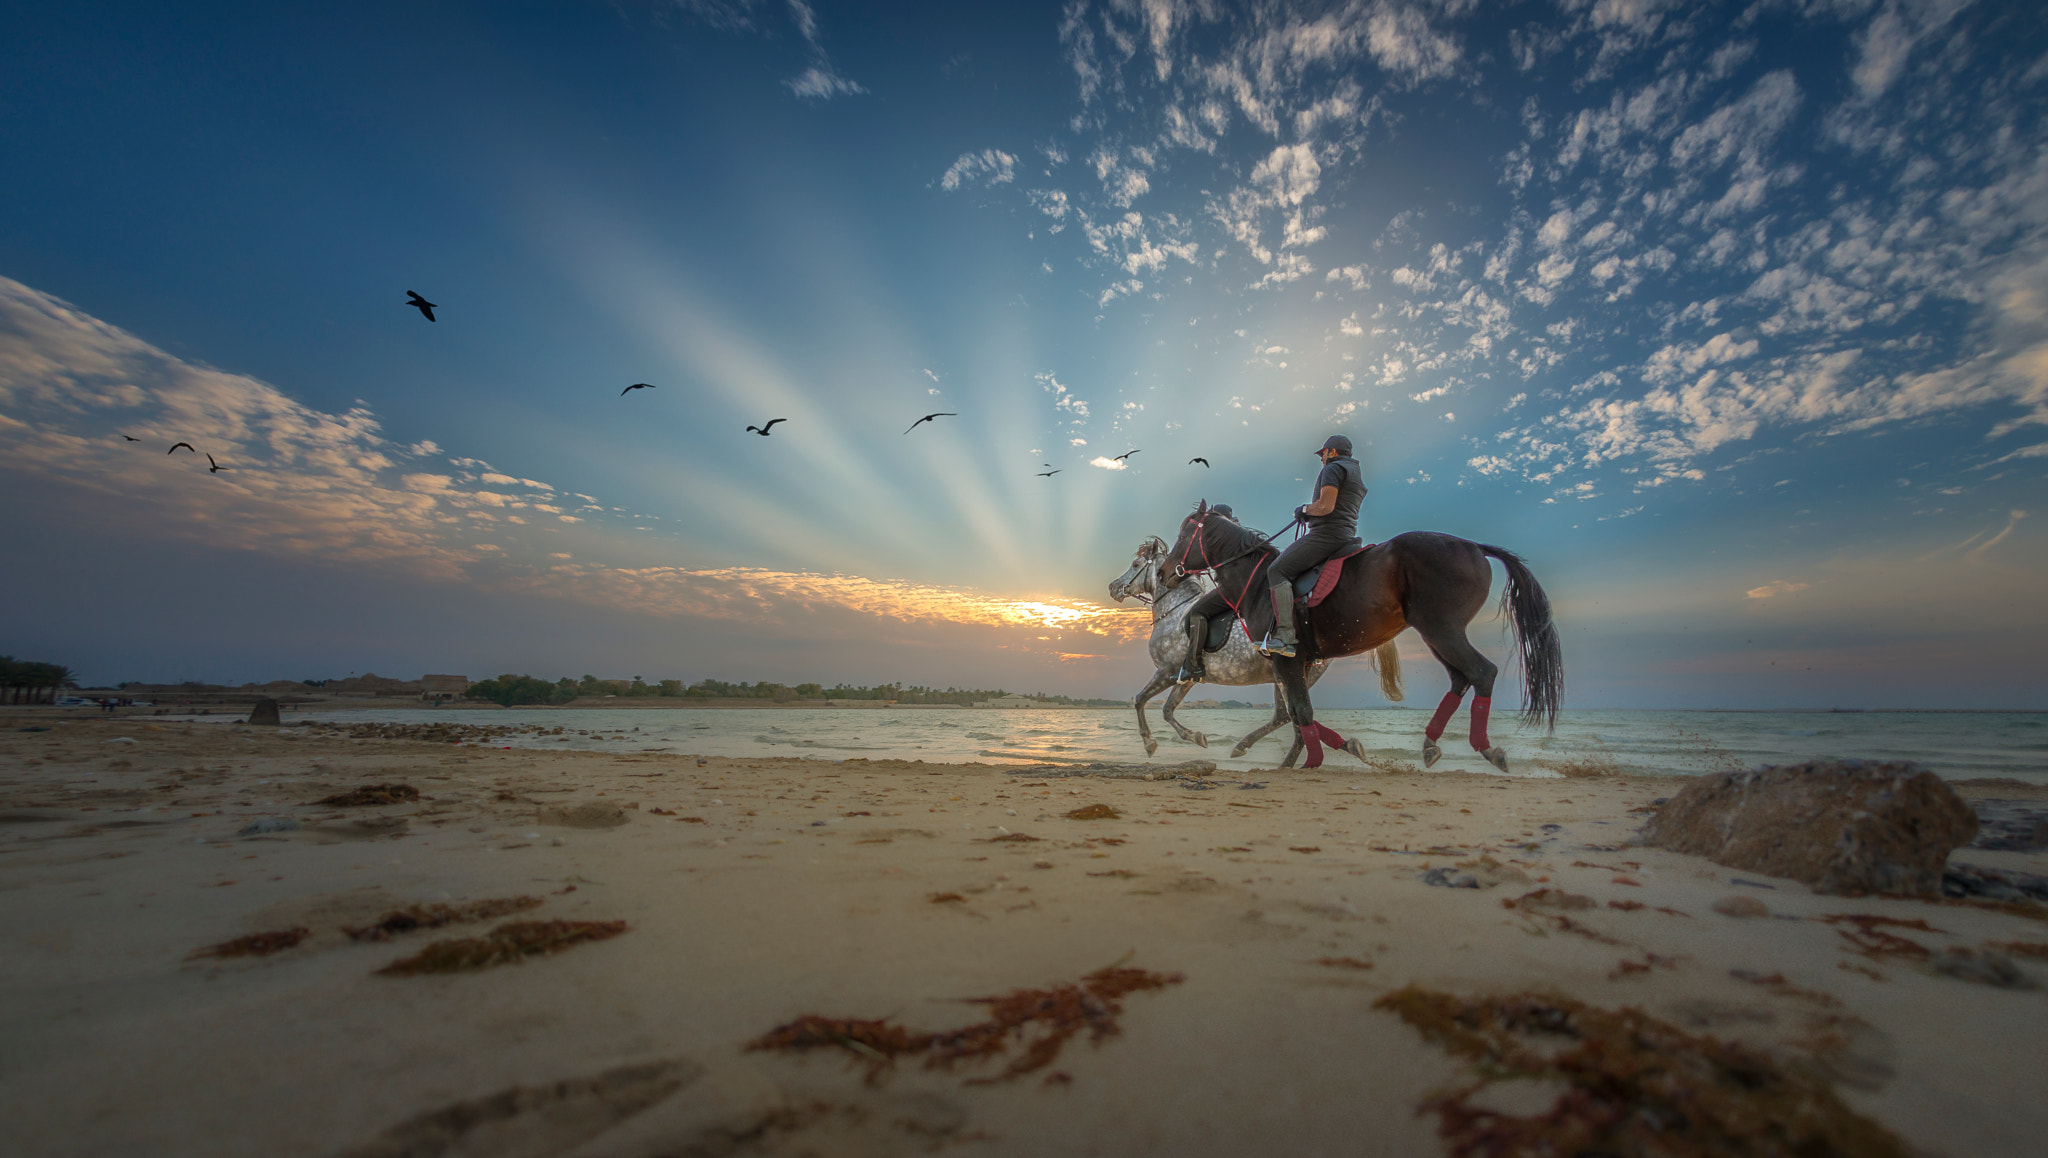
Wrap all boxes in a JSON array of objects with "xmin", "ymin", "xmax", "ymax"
[
  {"xmin": 1262, "ymin": 434, "xmax": 1366, "ymax": 658},
  {"xmin": 1175, "ymin": 506, "xmax": 1238, "ymax": 683}
]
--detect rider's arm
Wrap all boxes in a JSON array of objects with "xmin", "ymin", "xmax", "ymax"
[{"xmin": 1302, "ymin": 485, "xmax": 1339, "ymax": 518}]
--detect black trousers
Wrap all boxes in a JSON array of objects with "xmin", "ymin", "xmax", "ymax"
[{"xmin": 1269, "ymin": 524, "xmax": 1356, "ymax": 592}]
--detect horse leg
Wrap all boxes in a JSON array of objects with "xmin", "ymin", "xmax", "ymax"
[
  {"xmin": 1230, "ymin": 690, "xmax": 1290, "ymax": 758},
  {"xmin": 1269, "ymin": 655, "xmax": 1319, "ymax": 769},
  {"xmin": 1133, "ymin": 668, "xmax": 1177, "ymax": 757},
  {"xmin": 1162, "ymin": 681, "xmax": 1208, "ymax": 747},
  {"xmin": 1414, "ymin": 630, "xmax": 1503, "ymax": 771}
]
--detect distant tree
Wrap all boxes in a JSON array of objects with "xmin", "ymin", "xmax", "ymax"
[{"xmin": 466, "ymin": 674, "xmax": 572, "ymax": 707}]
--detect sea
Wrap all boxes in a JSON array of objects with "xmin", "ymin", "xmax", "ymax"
[{"xmin": 260, "ymin": 706, "xmax": 2048, "ymax": 783}]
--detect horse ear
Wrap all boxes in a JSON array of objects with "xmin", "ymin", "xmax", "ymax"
[{"xmin": 1195, "ymin": 499, "xmax": 1208, "ymax": 517}]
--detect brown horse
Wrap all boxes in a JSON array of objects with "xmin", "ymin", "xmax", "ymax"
[{"xmin": 1160, "ymin": 501, "xmax": 1562, "ymax": 771}]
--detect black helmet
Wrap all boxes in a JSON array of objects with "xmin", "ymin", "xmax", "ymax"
[
  {"xmin": 1318, "ymin": 434, "xmax": 1353, "ymax": 457},
  {"xmin": 1210, "ymin": 504, "xmax": 1235, "ymax": 520}
]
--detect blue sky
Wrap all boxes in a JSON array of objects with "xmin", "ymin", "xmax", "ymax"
[{"xmin": 2, "ymin": 0, "xmax": 2044, "ymax": 708}]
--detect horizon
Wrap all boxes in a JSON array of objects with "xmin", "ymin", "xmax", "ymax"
[{"xmin": 4, "ymin": 1, "xmax": 2045, "ymax": 712}]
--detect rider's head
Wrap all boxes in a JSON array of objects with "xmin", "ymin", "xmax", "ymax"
[
  {"xmin": 1316, "ymin": 434, "xmax": 1353, "ymax": 463},
  {"xmin": 1210, "ymin": 504, "xmax": 1235, "ymax": 521}
]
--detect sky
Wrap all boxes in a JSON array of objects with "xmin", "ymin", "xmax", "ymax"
[{"xmin": 2, "ymin": 0, "xmax": 2045, "ymax": 709}]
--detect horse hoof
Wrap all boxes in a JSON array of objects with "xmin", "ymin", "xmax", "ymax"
[
  {"xmin": 1230, "ymin": 741, "xmax": 1252, "ymax": 758},
  {"xmin": 1422, "ymin": 742, "xmax": 1442, "ymax": 768},
  {"xmin": 1144, "ymin": 739, "xmax": 1158, "ymax": 757},
  {"xmin": 1343, "ymin": 738, "xmax": 1368, "ymax": 764},
  {"xmin": 1482, "ymin": 747, "xmax": 1509, "ymax": 773},
  {"xmin": 1192, "ymin": 732, "xmax": 1209, "ymax": 749}
]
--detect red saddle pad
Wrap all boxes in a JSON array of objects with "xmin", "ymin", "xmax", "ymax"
[{"xmin": 1305, "ymin": 543, "xmax": 1372, "ymax": 608}]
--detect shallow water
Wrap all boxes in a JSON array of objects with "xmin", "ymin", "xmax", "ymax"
[{"xmin": 282, "ymin": 706, "xmax": 2048, "ymax": 781}]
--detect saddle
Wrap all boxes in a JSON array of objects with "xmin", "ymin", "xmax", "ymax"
[{"xmin": 1296, "ymin": 538, "xmax": 1367, "ymax": 608}]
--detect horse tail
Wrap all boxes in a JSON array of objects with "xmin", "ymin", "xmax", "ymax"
[
  {"xmin": 1477, "ymin": 544, "xmax": 1563, "ymax": 731},
  {"xmin": 1374, "ymin": 639, "xmax": 1404, "ymax": 702}
]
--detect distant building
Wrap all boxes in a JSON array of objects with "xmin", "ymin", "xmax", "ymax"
[
  {"xmin": 420, "ymin": 674, "xmax": 470, "ymax": 702},
  {"xmin": 972, "ymin": 694, "xmax": 1041, "ymax": 709}
]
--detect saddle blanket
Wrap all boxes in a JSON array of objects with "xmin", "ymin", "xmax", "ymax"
[{"xmin": 1302, "ymin": 541, "xmax": 1372, "ymax": 608}]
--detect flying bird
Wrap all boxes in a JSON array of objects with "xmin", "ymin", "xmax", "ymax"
[
  {"xmin": 746, "ymin": 419, "xmax": 787, "ymax": 436},
  {"xmin": 122, "ymin": 435, "xmax": 140, "ymax": 442},
  {"xmin": 1189, "ymin": 457, "xmax": 1209, "ymax": 467},
  {"xmin": 1112, "ymin": 449, "xmax": 1140, "ymax": 461},
  {"xmin": 904, "ymin": 412, "xmax": 957, "ymax": 434},
  {"xmin": 206, "ymin": 454, "xmax": 230, "ymax": 474},
  {"xmin": 620, "ymin": 383, "xmax": 654, "ymax": 396},
  {"xmin": 168, "ymin": 443, "xmax": 195, "ymax": 454},
  {"xmin": 405, "ymin": 291, "xmax": 437, "ymax": 322},
  {"xmin": 1037, "ymin": 469, "xmax": 1061, "ymax": 477}
]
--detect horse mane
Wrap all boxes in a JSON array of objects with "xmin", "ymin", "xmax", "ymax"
[{"xmin": 1203, "ymin": 512, "xmax": 1271, "ymax": 556}]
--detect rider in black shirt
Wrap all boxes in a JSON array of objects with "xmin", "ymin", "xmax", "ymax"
[{"xmin": 1263, "ymin": 434, "xmax": 1366, "ymax": 658}]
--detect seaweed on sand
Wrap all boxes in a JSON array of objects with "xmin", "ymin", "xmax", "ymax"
[
  {"xmin": 189, "ymin": 927, "xmax": 310, "ymax": 959},
  {"xmin": 748, "ymin": 964, "xmax": 1183, "ymax": 1085},
  {"xmin": 1374, "ymin": 986, "xmax": 1915, "ymax": 1158},
  {"xmin": 343, "ymin": 895, "xmax": 544, "ymax": 941},
  {"xmin": 376, "ymin": 919, "xmax": 629, "ymax": 975},
  {"xmin": 315, "ymin": 784, "xmax": 420, "ymax": 806},
  {"xmin": 1063, "ymin": 804, "xmax": 1121, "ymax": 820}
]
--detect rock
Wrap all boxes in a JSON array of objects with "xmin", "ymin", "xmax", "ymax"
[
  {"xmin": 1637, "ymin": 760, "xmax": 1979, "ymax": 898},
  {"xmin": 247, "ymin": 698, "xmax": 281, "ymax": 726},
  {"xmin": 238, "ymin": 817, "xmax": 299, "ymax": 836},
  {"xmin": 1711, "ymin": 896, "xmax": 1769, "ymax": 918},
  {"xmin": 1968, "ymin": 800, "xmax": 2048, "ymax": 851},
  {"xmin": 1942, "ymin": 863, "xmax": 2048, "ymax": 903},
  {"xmin": 1421, "ymin": 867, "xmax": 1479, "ymax": 889},
  {"xmin": 538, "ymin": 802, "xmax": 630, "ymax": 829}
]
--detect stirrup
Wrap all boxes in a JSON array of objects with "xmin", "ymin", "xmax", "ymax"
[
  {"xmin": 1176, "ymin": 664, "xmax": 1203, "ymax": 684},
  {"xmin": 1259, "ymin": 633, "xmax": 1297, "ymax": 658}
]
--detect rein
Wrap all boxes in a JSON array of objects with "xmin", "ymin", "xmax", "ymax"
[{"xmin": 1171, "ymin": 514, "xmax": 1274, "ymax": 618}]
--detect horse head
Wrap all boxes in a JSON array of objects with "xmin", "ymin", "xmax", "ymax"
[
  {"xmin": 1107, "ymin": 535, "xmax": 1169, "ymax": 603},
  {"xmin": 1161, "ymin": 500, "xmax": 1217, "ymax": 591}
]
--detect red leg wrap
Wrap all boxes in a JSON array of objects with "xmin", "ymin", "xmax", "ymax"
[
  {"xmin": 1424, "ymin": 691, "xmax": 1463, "ymax": 741},
  {"xmin": 1302, "ymin": 724, "xmax": 1324, "ymax": 769},
  {"xmin": 1469, "ymin": 696, "xmax": 1492, "ymax": 752},
  {"xmin": 1311, "ymin": 721, "xmax": 1346, "ymax": 749}
]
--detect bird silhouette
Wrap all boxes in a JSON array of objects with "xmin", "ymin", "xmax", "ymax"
[
  {"xmin": 746, "ymin": 419, "xmax": 787, "ymax": 436},
  {"xmin": 206, "ymin": 454, "xmax": 230, "ymax": 474},
  {"xmin": 904, "ymin": 412, "xmax": 957, "ymax": 434},
  {"xmin": 405, "ymin": 291, "xmax": 437, "ymax": 322},
  {"xmin": 168, "ymin": 443, "xmax": 195, "ymax": 455},
  {"xmin": 1037, "ymin": 469, "xmax": 1061, "ymax": 477},
  {"xmin": 1113, "ymin": 449, "xmax": 1140, "ymax": 461},
  {"xmin": 122, "ymin": 435, "xmax": 140, "ymax": 442},
  {"xmin": 1189, "ymin": 456, "xmax": 1209, "ymax": 467},
  {"xmin": 620, "ymin": 383, "xmax": 654, "ymax": 396}
]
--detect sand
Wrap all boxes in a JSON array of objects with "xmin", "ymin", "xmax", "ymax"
[{"xmin": 3, "ymin": 713, "xmax": 2045, "ymax": 1157}]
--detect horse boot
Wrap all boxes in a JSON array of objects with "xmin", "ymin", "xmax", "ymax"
[
  {"xmin": 1260, "ymin": 587, "xmax": 1299, "ymax": 658},
  {"xmin": 1178, "ymin": 613, "xmax": 1209, "ymax": 683}
]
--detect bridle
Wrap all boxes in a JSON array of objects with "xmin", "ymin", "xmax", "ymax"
[{"xmin": 1169, "ymin": 511, "xmax": 1271, "ymax": 583}]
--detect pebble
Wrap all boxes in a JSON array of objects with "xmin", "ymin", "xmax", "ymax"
[
  {"xmin": 1421, "ymin": 867, "xmax": 1480, "ymax": 889},
  {"xmin": 237, "ymin": 817, "xmax": 299, "ymax": 836}
]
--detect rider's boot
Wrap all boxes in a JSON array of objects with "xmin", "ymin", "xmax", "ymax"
[
  {"xmin": 1178, "ymin": 614, "xmax": 1209, "ymax": 682},
  {"xmin": 1260, "ymin": 588, "xmax": 1299, "ymax": 658}
]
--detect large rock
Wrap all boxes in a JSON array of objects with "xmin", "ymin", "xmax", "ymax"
[
  {"xmin": 1638, "ymin": 760, "xmax": 1978, "ymax": 898},
  {"xmin": 247, "ymin": 698, "xmax": 281, "ymax": 726}
]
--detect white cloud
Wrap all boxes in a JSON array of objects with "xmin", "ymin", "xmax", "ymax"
[
  {"xmin": 1089, "ymin": 455, "xmax": 1128, "ymax": 470},
  {"xmin": 940, "ymin": 148, "xmax": 1018, "ymax": 191},
  {"xmin": 1746, "ymin": 580, "xmax": 1810, "ymax": 600}
]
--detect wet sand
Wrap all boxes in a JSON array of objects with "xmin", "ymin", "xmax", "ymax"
[{"xmin": 3, "ymin": 715, "xmax": 2045, "ymax": 1157}]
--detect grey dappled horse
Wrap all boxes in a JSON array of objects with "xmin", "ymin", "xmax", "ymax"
[{"xmin": 1108, "ymin": 535, "xmax": 1403, "ymax": 761}]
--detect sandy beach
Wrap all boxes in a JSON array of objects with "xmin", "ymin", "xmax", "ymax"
[{"xmin": 4, "ymin": 714, "xmax": 2046, "ymax": 1157}]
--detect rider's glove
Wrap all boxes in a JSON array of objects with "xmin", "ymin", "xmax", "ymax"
[{"xmin": 1293, "ymin": 505, "xmax": 1308, "ymax": 523}]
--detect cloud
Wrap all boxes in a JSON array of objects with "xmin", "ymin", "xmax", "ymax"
[
  {"xmin": 1745, "ymin": 580, "xmax": 1810, "ymax": 600},
  {"xmin": 940, "ymin": 148, "xmax": 1018, "ymax": 191},
  {"xmin": 1089, "ymin": 456, "xmax": 1127, "ymax": 470},
  {"xmin": 781, "ymin": 0, "xmax": 865, "ymax": 99},
  {"xmin": 0, "ymin": 276, "xmax": 1157, "ymax": 651}
]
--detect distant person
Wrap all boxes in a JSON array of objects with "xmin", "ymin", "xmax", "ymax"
[
  {"xmin": 1176, "ymin": 505, "xmax": 1243, "ymax": 684},
  {"xmin": 1262, "ymin": 434, "xmax": 1366, "ymax": 658}
]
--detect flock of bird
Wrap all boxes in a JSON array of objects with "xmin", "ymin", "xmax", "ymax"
[{"xmin": 129, "ymin": 291, "xmax": 1222, "ymax": 480}]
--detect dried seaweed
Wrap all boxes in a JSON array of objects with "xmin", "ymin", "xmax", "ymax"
[
  {"xmin": 1987, "ymin": 939, "xmax": 2048, "ymax": 961},
  {"xmin": 1818, "ymin": 914, "xmax": 1944, "ymax": 934},
  {"xmin": 315, "ymin": 784, "xmax": 420, "ymax": 806},
  {"xmin": 1375, "ymin": 985, "xmax": 1914, "ymax": 1158},
  {"xmin": 986, "ymin": 833, "xmax": 1042, "ymax": 842},
  {"xmin": 189, "ymin": 926, "xmax": 309, "ymax": 959},
  {"xmin": 1314, "ymin": 956, "xmax": 1375, "ymax": 970},
  {"xmin": 1289, "ymin": 845, "xmax": 1322, "ymax": 853},
  {"xmin": 343, "ymin": 895, "xmax": 543, "ymax": 941},
  {"xmin": 1835, "ymin": 927, "xmax": 1931, "ymax": 963},
  {"xmin": 928, "ymin": 892, "xmax": 967, "ymax": 903},
  {"xmin": 375, "ymin": 919, "xmax": 629, "ymax": 975},
  {"xmin": 748, "ymin": 964, "xmax": 1183, "ymax": 1085},
  {"xmin": 1729, "ymin": 969, "xmax": 1844, "ymax": 1008},
  {"xmin": 1063, "ymin": 804, "xmax": 1121, "ymax": 820}
]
